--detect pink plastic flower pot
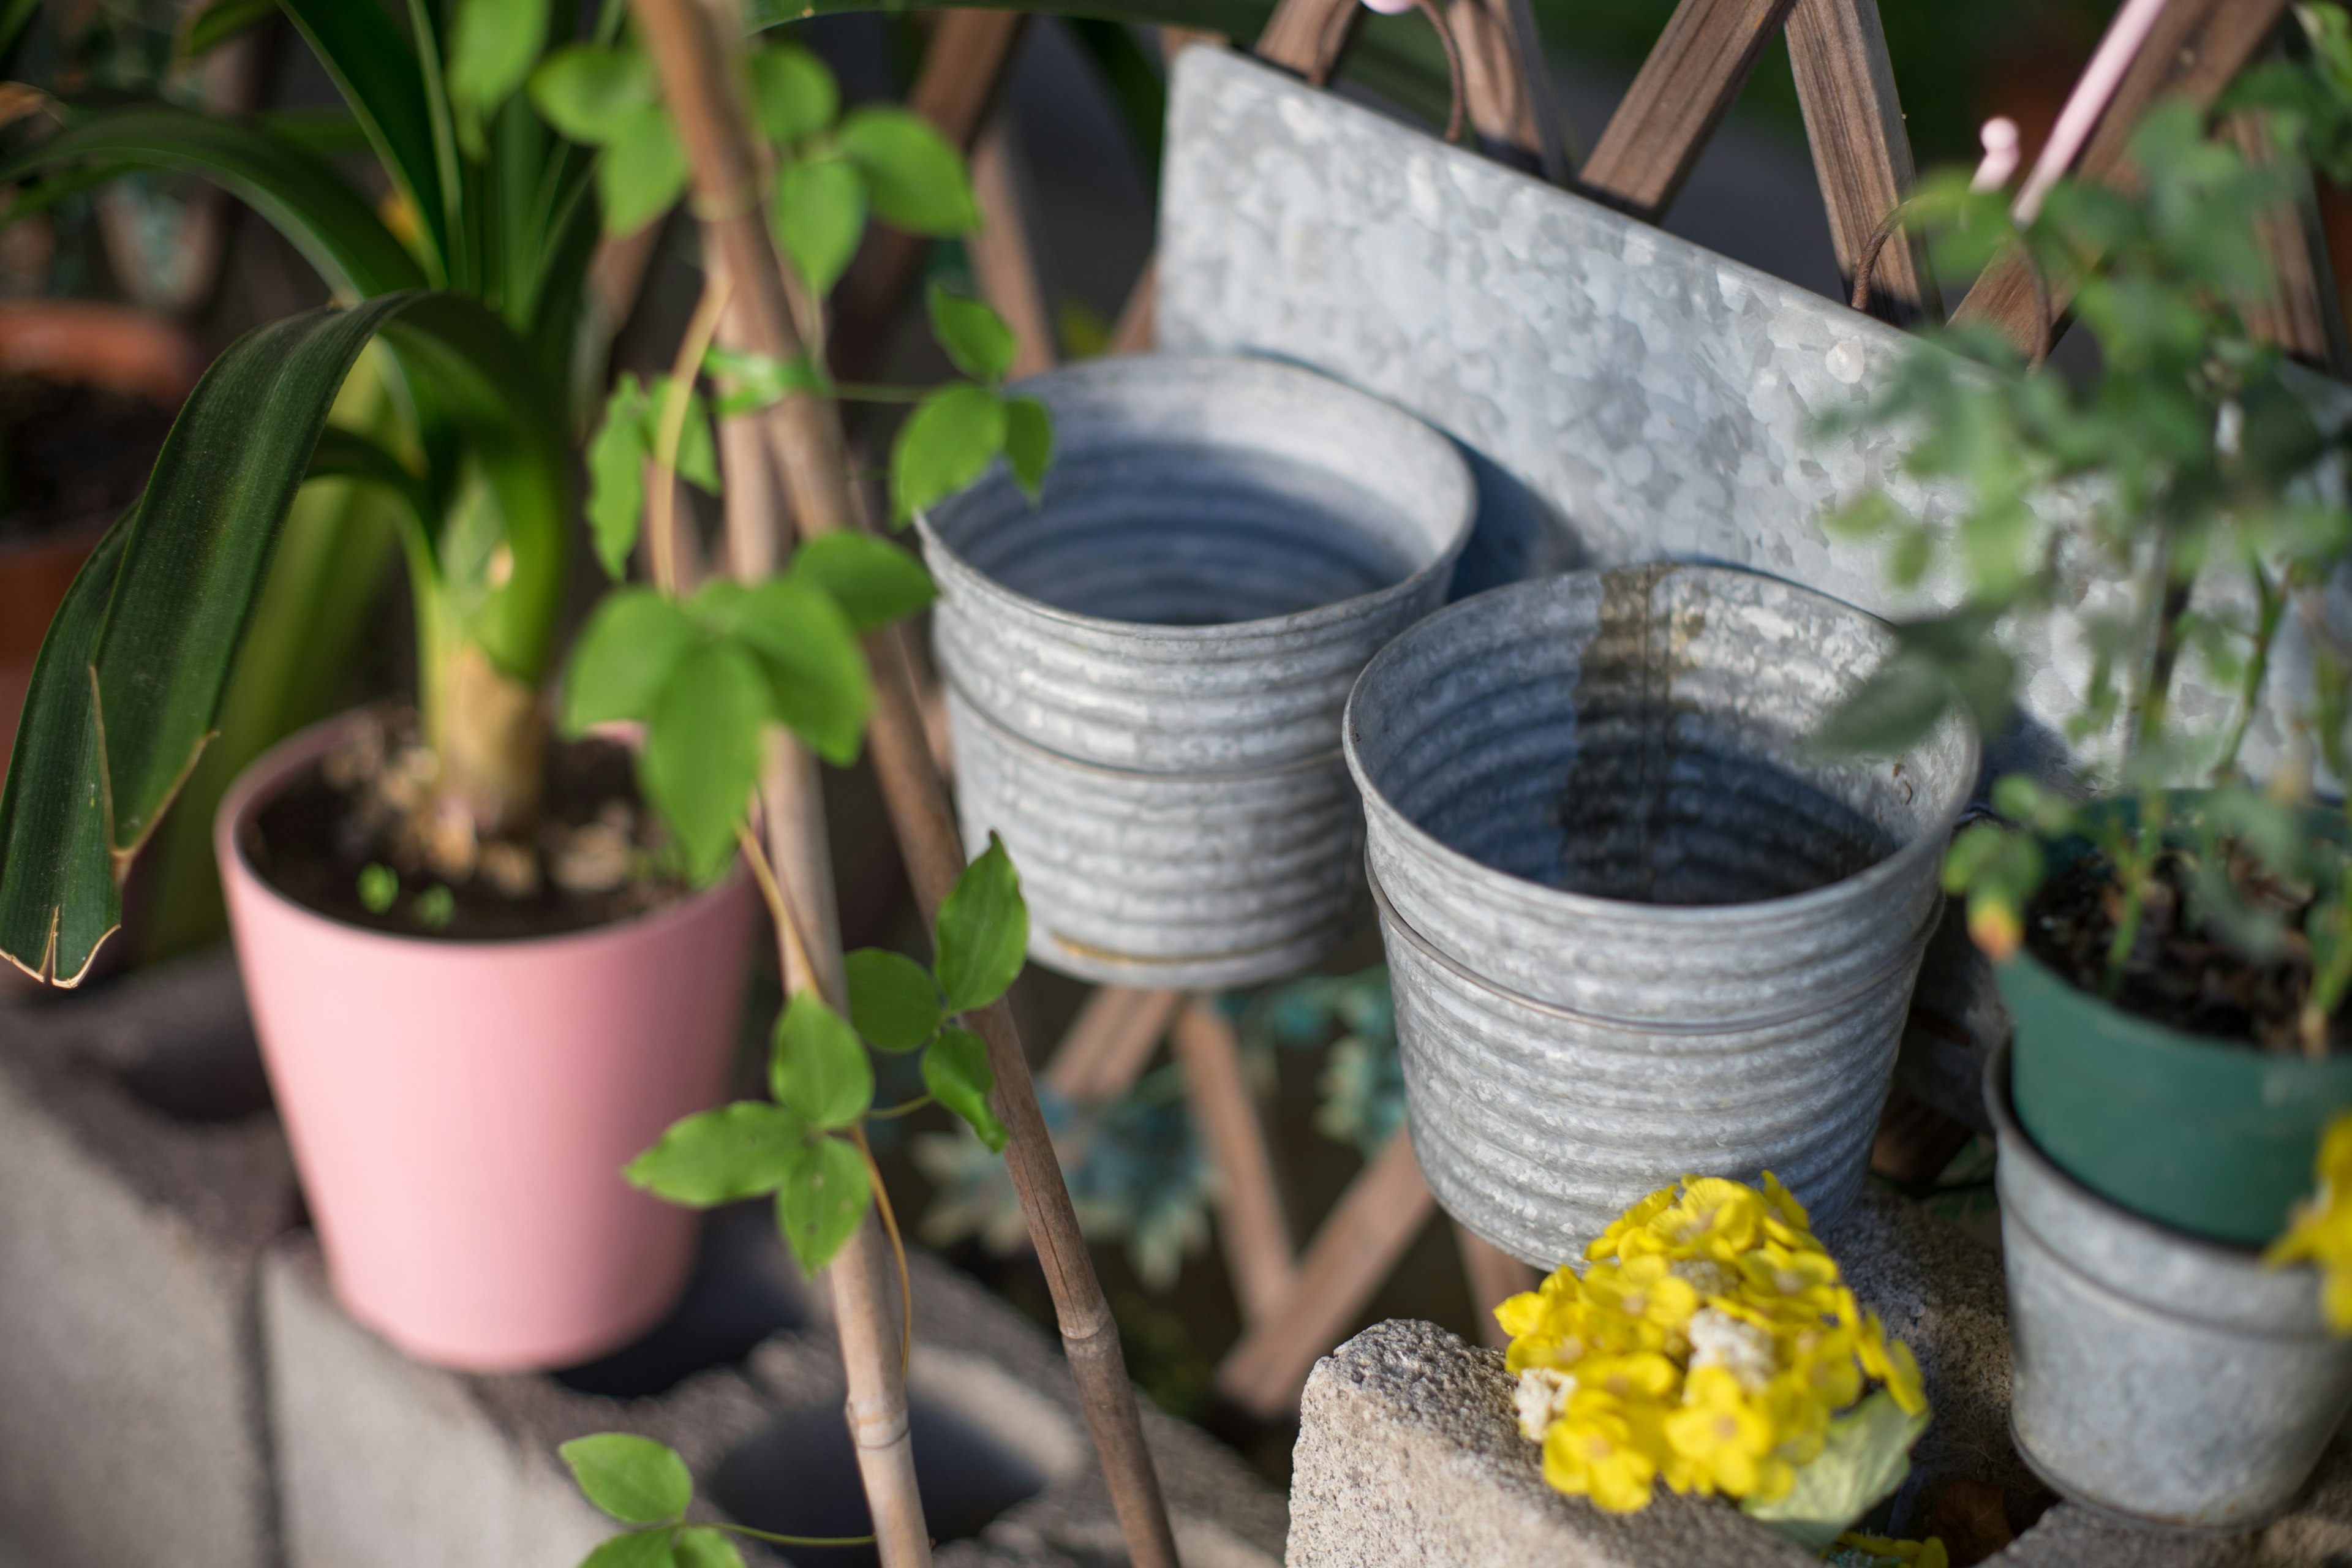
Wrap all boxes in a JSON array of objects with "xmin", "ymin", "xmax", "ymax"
[{"xmin": 218, "ymin": 713, "xmax": 757, "ymax": 1371}]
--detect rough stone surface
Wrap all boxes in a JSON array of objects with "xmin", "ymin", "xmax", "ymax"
[
  {"xmin": 0, "ymin": 956, "xmax": 298, "ymax": 1568},
  {"xmin": 1286, "ymin": 1190, "xmax": 2352, "ymax": 1567}
]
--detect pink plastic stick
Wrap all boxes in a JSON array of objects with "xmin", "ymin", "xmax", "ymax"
[{"xmin": 2013, "ymin": 0, "xmax": 2171, "ymax": 224}]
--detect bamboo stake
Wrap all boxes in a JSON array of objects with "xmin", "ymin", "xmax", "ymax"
[
  {"xmin": 629, "ymin": 6, "xmax": 1180, "ymax": 1566},
  {"xmin": 1169, "ymin": 1001, "xmax": 1297, "ymax": 1324}
]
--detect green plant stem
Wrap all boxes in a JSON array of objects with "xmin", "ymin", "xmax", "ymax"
[
  {"xmin": 2218, "ymin": 562, "xmax": 2283, "ymax": 780},
  {"xmin": 715, "ymin": 1523, "xmax": 878, "ymax": 1547},
  {"xmin": 868, "ymin": 1093, "xmax": 936, "ymax": 1118}
]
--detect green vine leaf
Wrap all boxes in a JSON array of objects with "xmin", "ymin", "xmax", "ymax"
[
  {"xmin": 560, "ymin": 1434, "xmax": 692, "ymax": 1525},
  {"xmin": 844, "ymin": 948, "xmax": 941, "ymax": 1052},
  {"xmin": 672, "ymin": 1527, "xmax": 747, "ymax": 1568},
  {"xmin": 530, "ymin": 47, "xmax": 655, "ymax": 145},
  {"xmin": 774, "ymin": 157, "xmax": 865, "ymax": 300},
  {"xmin": 933, "ymin": 832, "xmax": 1027, "ymax": 1014},
  {"xmin": 687, "ymin": 575, "xmax": 870, "ymax": 764},
  {"xmin": 792, "ymin": 532, "xmax": 935, "ymax": 631},
  {"xmin": 704, "ymin": 346, "xmax": 829, "ymax": 417},
  {"xmin": 751, "ymin": 45, "xmax": 839, "ymax": 145},
  {"xmin": 836, "ymin": 107, "xmax": 978, "ymax": 235},
  {"xmin": 924, "ymin": 1025, "xmax": 1006, "ymax": 1152},
  {"xmin": 927, "ymin": 284, "xmax": 1016, "ymax": 383},
  {"xmin": 777, "ymin": 1136, "xmax": 872, "ymax": 1272},
  {"xmin": 642, "ymin": 638, "xmax": 768, "ymax": 883},
  {"xmin": 580, "ymin": 1529, "xmax": 676, "ymax": 1568},
  {"xmin": 1003, "ymin": 396, "xmax": 1052, "ymax": 503},
  {"xmin": 890, "ymin": 383, "xmax": 1005, "ymax": 526},
  {"xmin": 562, "ymin": 588, "xmax": 699, "ymax": 734},
  {"xmin": 598, "ymin": 105, "xmax": 687, "ymax": 236},
  {"xmin": 626, "ymin": 1102, "xmax": 811, "ymax": 1206},
  {"xmin": 587, "ymin": 373, "xmax": 651, "ymax": 578},
  {"xmin": 448, "ymin": 0, "xmax": 549, "ymax": 158},
  {"xmin": 648, "ymin": 374, "xmax": 720, "ymax": 496},
  {"xmin": 772, "ymin": 991, "xmax": 875, "ymax": 1129}
]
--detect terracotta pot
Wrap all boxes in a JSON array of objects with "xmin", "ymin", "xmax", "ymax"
[{"xmin": 218, "ymin": 713, "xmax": 758, "ymax": 1371}]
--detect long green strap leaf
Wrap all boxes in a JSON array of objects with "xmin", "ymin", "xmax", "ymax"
[
  {"xmin": 0, "ymin": 292, "xmax": 567, "ymax": 984},
  {"xmin": 279, "ymin": 0, "xmax": 452, "ymax": 277},
  {"xmin": 0, "ymin": 521, "xmax": 127, "ymax": 985},
  {"xmin": 0, "ymin": 105, "xmax": 424, "ymax": 298}
]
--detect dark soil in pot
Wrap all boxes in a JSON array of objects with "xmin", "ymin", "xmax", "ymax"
[
  {"xmin": 239, "ymin": 707, "xmax": 692, "ymax": 941},
  {"xmin": 0, "ymin": 372, "xmax": 172, "ymax": 546},
  {"xmin": 2023, "ymin": 848, "xmax": 2345, "ymax": 1055}
]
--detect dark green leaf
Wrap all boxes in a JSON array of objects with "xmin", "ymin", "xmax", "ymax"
[
  {"xmin": 704, "ymin": 346, "xmax": 829, "ymax": 416},
  {"xmin": 771, "ymin": 991, "xmax": 874, "ymax": 1129},
  {"xmin": 933, "ymin": 832, "xmax": 1027, "ymax": 1014},
  {"xmin": 411, "ymin": 885, "xmax": 455, "ymax": 929},
  {"xmin": 306, "ymin": 425, "xmax": 435, "ymax": 527},
  {"xmin": 791, "ymin": 532, "xmax": 935, "ymax": 631},
  {"xmin": 279, "ymin": 0, "xmax": 450, "ymax": 269},
  {"xmin": 449, "ymin": 0, "xmax": 549, "ymax": 156},
  {"xmin": 598, "ymin": 105, "xmax": 687, "ymax": 236},
  {"xmin": 587, "ymin": 374, "xmax": 651, "ymax": 578},
  {"xmin": 844, "ymin": 948, "xmax": 941, "ymax": 1052},
  {"xmin": 357, "ymin": 864, "xmax": 399, "ymax": 913},
  {"xmin": 581, "ymin": 1529, "xmax": 676, "ymax": 1568},
  {"xmin": 1003, "ymin": 396, "xmax": 1052, "ymax": 502},
  {"xmin": 563, "ymin": 589, "xmax": 704, "ymax": 734},
  {"xmin": 927, "ymin": 284, "xmax": 1016, "ymax": 383},
  {"xmin": 560, "ymin": 1434, "xmax": 692, "ymax": 1525},
  {"xmin": 1813, "ymin": 654, "xmax": 1950, "ymax": 758},
  {"xmin": 530, "ymin": 47, "xmax": 657, "ymax": 145},
  {"xmin": 836, "ymin": 107, "xmax": 976, "ymax": 235},
  {"xmin": 889, "ymin": 383, "xmax": 1005, "ymax": 525},
  {"xmin": 0, "ymin": 519, "xmax": 126, "ymax": 986},
  {"xmin": 776, "ymin": 1136, "xmax": 872, "ymax": 1273},
  {"xmin": 626, "ymin": 1102, "xmax": 811, "ymax": 1205},
  {"xmin": 671, "ymin": 1528, "xmax": 745, "ymax": 1568},
  {"xmin": 774, "ymin": 158, "xmax": 865, "ymax": 300},
  {"xmin": 750, "ymin": 45, "xmax": 838, "ymax": 143},
  {"xmin": 0, "ymin": 105, "xmax": 424, "ymax": 298},
  {"xmin": 183, "ymin": 0, "xmax": 277, "ymax": 56},
  {"xmin": 688, "ymin": 576, "xmax": 870, "ymax": 764},
  {"xmin": 641, "ymin": 639, "xmax": 768, "ymax": 883},
  {"xmin": 924, "ymin": 1026, "xmax": 1006, "ymax": 1152}
]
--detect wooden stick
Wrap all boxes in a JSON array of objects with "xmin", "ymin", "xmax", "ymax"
[
  {"xmin": 1949, "ymin": 0, "xmax": 2291, "ymax": 357},
  {"xmin": 967, "ymin": 116, "xmax": 1058, "ymax": 379},
  {"xmin": 830, "ymin": 10, "xmax": 1029, "ymax": 377},
  {"xmin": 1448, "ymin": 0, "xmax": 1568, "ymax": 180},
  {"xmin": 1454, "ymin": 1222, "xmax": 1540, "ymax": 1349},
  {"xmin": 1046, "ymin": 986, "xmax": 1185, "ymax": 1103},
  {"xmin": 1575, "ymin": 0, "xmax": 1801, "ymax": 221},
  {"xmin": 1212, "ymin": 1130, "xmax": 1434, "ymax": 1418},
  {"xmin": 1109, "ymin": 260, "xmax": 1158, "ymax": 356},
  {"xmin": 1169, "ymin": 1001, "xmax": 1297, "ymax": 1324},
  {"xmin": 2227, "ymin": 108, "xmax": 2351, "ymax": 377},
  {"xmin": 1785, "ymin": 0, "xmax": 1937, "ymax": 325},
  {"xmin": 630, "ymin": 17, "xmax": 1182, "ymax": 1561}
]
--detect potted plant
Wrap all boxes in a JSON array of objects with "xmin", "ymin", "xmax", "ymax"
[
  {"xmin": 0, "ymin": 0, "xmax": 1009, "ymax": 1370},
  {"xmin": 1822, "ymin": 20, "xmax": 2352, "ymax": 1525}
]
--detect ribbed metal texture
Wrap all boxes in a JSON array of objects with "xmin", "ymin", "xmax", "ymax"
[
  {"xmin": 1989, "ymin": 1045, "xmax": 2352, "ymax": 1530},
  {"xmin": 921, "ymin": 354, "xmax": 1475, "ymax": 989},
  {"xmin": 1344, "ymin": 565, "xmax": 1978, "ymax": 1266}
]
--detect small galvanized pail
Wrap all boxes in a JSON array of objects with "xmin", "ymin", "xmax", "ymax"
[
  {"xmin": 1988, "ymin": 1041, "xmax": 2352, "ymax": 1531},
  {"xmin": 919, "ymin": 354, "xmax": 1476, "ymax": 990},
  {"xmin": 1344, "ymin": 564, "xmax": 1978, "ymax": 1266}
]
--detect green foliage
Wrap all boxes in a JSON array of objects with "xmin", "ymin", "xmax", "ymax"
[
  {"xmin": 929, "ymin": 282, "xmax": 1017, "ymax": 382},
  {"xmin": 773, "ymin": 992, "xmax": 875, "ymax": 1128},
  {"xmin": 835, "ymin": 107, "xmax": 979, "ymax": 234},
  {"xmin": 933, "ymin": 834, "xmax": 1028, "ymax": 1013},
  {"xmin": 1741, "ymin": 1392, "xmax": 1930, "ymax": 1551},
  {"xmin": 412, "ymin": 885, "xmax": 456, "ymax": 929},
  {"xmin": 448, "ymin": 0, "xmax": 549, "ymax": 157},
  {"xmin": 791, "ymin": 533, "xmax": 937, "ymax": 631},
  {"xmin": 778, "ymin": 1136, "xmax": 873, "ymax": 1272},
  {"xmin": 627, "ymin": 1102, "xmax": 809, "ymax": 1205},
  {"xmin": 845, "ymin": 948, "xmax": 943, "ymax": 1051},
  {"xmin": 527, "ymin": 44, "xmax": 682, "ymax": 236},
  {"xmin": 562, "ymin": 1434, "xmax": 693, "ymax": 1525},
  {"xmin": 775, "ymin": 157, "xmax": 866, "ymax": 297},
  {"xmin": 581, "ymin": 1529, "xmax": 676, "ymax": 1568},
  {"xmin": 643, "ymin": 640, "xmax": 771, "ymax": 883},
  {"xmin": 357, "ymin": 862, "xmax": 399, "ymax": 914},
  {"xmin": 893, "ymin": 383, "xmax": 1009, "ymax": 524},
  {"xmin": 671, "ymin": 1529, "xmax": 747, "ymax": 1568},
  {"xmin": 750, "ymin": 45, "xmax": 838, "ymax": 145},
  {"xmin": 924, "ymin": 1026, "xmax": 1006, "ymax": 1152},
  {"xmin": 1822, "ymin": 55, "xmax": 2352, "ymax": 1000}
]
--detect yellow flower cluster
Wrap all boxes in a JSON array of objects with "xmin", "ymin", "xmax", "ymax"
[
  {"xmin": 1833, "ymin": 1531, "xmax": 1949, "ymax": 1568},
  {"xmin": 1498, "ymin": 1174, "xmax": 1928, "ymax": 1515},
  {"xmin": 2265, "ymin": 1116, "xmax": 2352, "ymax": 1332}
]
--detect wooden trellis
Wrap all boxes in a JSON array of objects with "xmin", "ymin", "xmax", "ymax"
[{"xmin": 833, "ymin": 0, "xmax": 2350, "ymax": 1420}]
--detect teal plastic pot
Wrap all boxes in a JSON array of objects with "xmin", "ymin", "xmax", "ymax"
[{"xmin": 2002, "ymin": 798, "xmax": 2352, "ymax": 1246}]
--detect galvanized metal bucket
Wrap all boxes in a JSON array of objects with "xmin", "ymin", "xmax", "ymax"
[
  {"xmin": 918, "ymin": 354, "xmax": 1476, "ymax": 990},
  {"xmin": 1988, "ymin": 1040, "xmax": 2352, "ymax": 1531},
  {"xmin": 1344, "ymin": 564, "xmax": 1978, "ymax": 1266}
]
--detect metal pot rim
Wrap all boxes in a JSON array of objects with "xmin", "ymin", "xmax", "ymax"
[
  {"xmin": 913, "ymin": 353, "xmax": 1476, "ymax": 646},
  {"xmin": 1343, "ymin": 565, "xmax": 1981, "ymax": 927}
]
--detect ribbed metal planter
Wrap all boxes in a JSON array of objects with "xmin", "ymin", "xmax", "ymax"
[
  {"xmin": 919, "ymin": 354, "xmax": 1476, "ymax": 989},
  {"xmin": 1989, "ymin": 1042, "xmax": 2352, "ymax": 1531},
  {"xmin": 1344, "ymin": 565, "xmax": 1978, "ymax": 1266}
]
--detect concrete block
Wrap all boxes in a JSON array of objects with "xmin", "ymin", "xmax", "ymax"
[
  {"xmin": 1285, "ymin": 1186, "xmax": 2352, "ymax": 1568},
  {"xmin": 0, "ymin": 954, "xmax": 298, "ymax": 1568},
  {"xmin": 269, "ymin": 1202, "xmax": 1284, "ymax": 1568}
]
